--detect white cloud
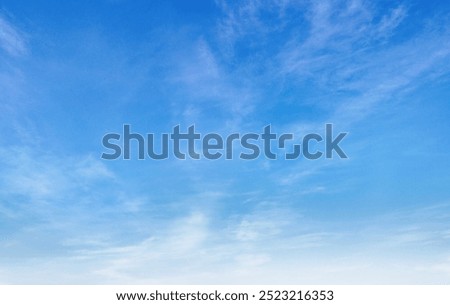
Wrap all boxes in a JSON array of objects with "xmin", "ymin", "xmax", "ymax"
[
  {"xmin": 0, "ymin": 148, "xmax": 115, "ymax": 202},
  {"xmin": 74, "ymin": 156, "xmax": 115, "ymax": 180},
  {"xmin": 376, "ymin": 5, "xmax": 407, "ymax": 37},
  {"xmin": 0, "ymin": 15, "xmax": 27, "ymax": 57},
  {"xmin": 0, "ymin": 196, "xmax": 449, "ymax": 283},
  {"xmin": 168, "ymin": 38, "xmax": 258, "ymax": 126}
]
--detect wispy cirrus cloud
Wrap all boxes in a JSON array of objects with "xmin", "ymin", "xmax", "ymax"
[
  {"xmin": 2, "ymin": 195, "xmax": 449, "ymax": 284},
  {"xmin": 0, "ymin": 15, "xmax": 27, "ymax": 57},
  {"xmin": 214, "ymin": 0, "xmax": 449, "ymax": 123},
  {"xmin": 165, "ymin": 37, "xmax": 259, "ymax": 130}
]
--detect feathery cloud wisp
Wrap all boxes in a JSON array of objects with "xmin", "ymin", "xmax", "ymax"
[{"xmin": 0, "ymin": 15, "xmax": 27, "ymax": 57}]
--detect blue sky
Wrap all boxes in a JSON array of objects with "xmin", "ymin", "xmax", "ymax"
[{"xmin": 0, "ymin": 0, "xmax": 450, "ymax": 284}]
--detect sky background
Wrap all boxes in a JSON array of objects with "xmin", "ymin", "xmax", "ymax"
[{"xmin": 0, "ymin": 0, "xmax": 450, "ymax": 284}]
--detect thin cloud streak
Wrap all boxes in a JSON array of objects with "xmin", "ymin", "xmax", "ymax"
[{"xmin": 0, "ymin": 15, "xmax": 27, "ymax": 57}]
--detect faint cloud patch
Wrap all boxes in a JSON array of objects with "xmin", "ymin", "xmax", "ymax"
[{"xmin": 0, "ymin": 15, "xmax": 27, "ymax": 57}]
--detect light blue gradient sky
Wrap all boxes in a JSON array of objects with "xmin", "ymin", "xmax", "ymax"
[{"xmin": 0, "ymin": 0, "xmax": 450, "ymax": 284}]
